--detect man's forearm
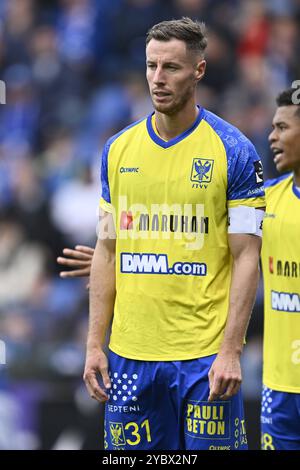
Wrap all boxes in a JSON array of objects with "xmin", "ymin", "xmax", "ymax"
[
  {"xmin": 220, "ymin": 252, "xmax": 260, "ymax": 355},
  {"xmin": 88, "ymin": 239, "xmax": 116, "ymax": 350}
]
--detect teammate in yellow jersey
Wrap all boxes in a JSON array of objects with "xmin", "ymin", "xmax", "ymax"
[
  {"xmin": 261, "ymin": 88, "xmax": 300, "ymax": 450},
  {"xmin": 58, "ymin": 17, "xmax": 265, "ymax": 450}
]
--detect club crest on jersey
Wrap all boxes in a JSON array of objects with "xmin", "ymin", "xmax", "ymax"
[
  {"xmin": 190, "ymin": 158, "xmax": 214, "ymax": 188},
  {"xmin": 109, "ymin": 422, "xmax": 126, "ymax": 447}
]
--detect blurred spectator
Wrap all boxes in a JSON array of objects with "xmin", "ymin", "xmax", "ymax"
[
  {"xmin": 0, "ymin": 207, "xmax": 47, "ymax": 306},
  {"xmin": 267, "ymin": 15, "xmax": 298, "ymax": 90},
  {"xmin": 201, "ymin": 27, "xmax": 235, "ymax": 94},
  {"xmin": 12, "ymin": 157, "xmax": 66, "ymax": 263},
  {"xmin": 39, "ymin": 129, "xmax": 77, "ymax": 193},
  {"xmin": 106, "ymin": 0, "xmax": 170, "ymax": 74},
  {"xmin": 56, "ymin": 0, "xmax": 96, "ymax": 69},
  {"xmin": 236, "ymin": 0, "xmax": 271, "ymax": 58},
  {"xmin": 1, "ymin": 0, "xmax": 35, "ymax": 65},
  {"xmin": 0, "ymin": 23, "xmax": 7, "ymax": 74},
  {"xmin": 30, "ymin": 25, "xmax": 85, "ymax": 135},
  {"xmin": 50, "ymin": 165, "xmax": 99, "ymax": 245},
  {"xmin": 0, "ymin": 63, "xmax": 39, "ymax": 151},
  {"xmin": 171, "ymin": 0, "xmax": 209, "ymax": 18}
]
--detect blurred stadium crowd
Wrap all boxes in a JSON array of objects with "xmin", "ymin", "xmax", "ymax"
[{"xmin": 0, "ymin": 0, "xmax": 299, "ymax": 449}]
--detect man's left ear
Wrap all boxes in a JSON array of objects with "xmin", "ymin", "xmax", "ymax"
[{"xmin": 195, "ymin": 60, "xmax": 206, "ymax": 82}]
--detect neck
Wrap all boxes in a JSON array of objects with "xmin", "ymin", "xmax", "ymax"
[
  {"xmin": 294, "ymin": 168, "xmax": 300, "ymax": 187},
  {"xmin": 154, "ymin": 101, "xmax": 198, "ymax": 141}
]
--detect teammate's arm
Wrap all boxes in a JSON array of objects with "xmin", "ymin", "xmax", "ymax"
[
  {"xmin": 208, "ymin": 231, "xmax": 261, "ymax": 401},
  {"xmin": 83, "ymin": 209, "xmax": 116, "ymax": 403}
]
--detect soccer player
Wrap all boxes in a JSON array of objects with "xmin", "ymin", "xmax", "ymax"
[
  {"xmin": 59, "ymin": 17, "xmax": 265, "ymax": 450},
  {"xmin": 261, "ymin": 88, "xmax": 300, "ymax": 450}
]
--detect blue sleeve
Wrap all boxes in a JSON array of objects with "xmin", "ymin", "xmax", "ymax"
[
  {"xmin": 227, "ymin": 140, "xmax": 265, "ymax": 202},
  {"xmin": 202, "ymin": 109, "xmax": 265, "ymax": 205},
  {"xmin": 101, "ymin": 141, "xmax": 111, "ymax": 204}
]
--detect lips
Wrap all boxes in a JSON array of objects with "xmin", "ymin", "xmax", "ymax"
[
  {"xmin": 153, "ymin": 90, "xmax": 171, "ymax": 97},
  {"xmin": 272, "ymin": 148, "xmax": 283, "ymax": 157},
  {"xmin": 271, "ymin": 147, "xmax": 284, "ymax": 163}
]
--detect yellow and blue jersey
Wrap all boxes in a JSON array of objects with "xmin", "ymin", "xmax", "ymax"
[
  {"xmin": 262, "ymin": 173, "xmax": 300, "ymax": 393},
  {"xmin": 100, "ymin": 107, "xmax": 265, "ymax": 361}
]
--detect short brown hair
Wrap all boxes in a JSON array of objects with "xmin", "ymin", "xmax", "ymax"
[{"xmin": 146, "ymin": 17, "xmax": 207, "ymax": 57}]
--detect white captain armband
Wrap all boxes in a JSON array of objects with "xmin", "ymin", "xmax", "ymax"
[{"xmin": 228, "ymin": 206, "xmax": 265, "ymax": 237}]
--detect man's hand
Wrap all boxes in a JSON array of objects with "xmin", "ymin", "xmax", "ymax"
[
  {"xmin": 208, "ymin": 352, "xmax": 242, "ymax": 402},
  {"xmin": 83, "ymin": 347, "xmax": 111, "ymax": 403},
  {"xmin": 57, "ymin": 245, "xmax": 94, "ymax": 278}
]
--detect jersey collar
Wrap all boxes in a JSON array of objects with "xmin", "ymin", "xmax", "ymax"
[
  {"xmin": 292, "ymin": 182, "xmax": 300, "ymax": 199},
  {"xmin": 146, "ymin": 106, "xmax": 204, "ymax": 149}
]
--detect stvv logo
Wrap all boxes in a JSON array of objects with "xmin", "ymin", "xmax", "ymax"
[{"xmin": 190, "ymin": 158, "xmax": 214, "ymax": 184}]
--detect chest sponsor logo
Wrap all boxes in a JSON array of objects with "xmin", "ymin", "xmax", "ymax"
[
  {"xmin": 190, "ymin": 158, "xmax": 214, "ymax": 188},
  {"xmin": 120, "ymin": 211, "xmax": 209, "ymax": 234},
  {"xmin": 121, "ymin": 253, "xmax": 207, "ymax": 277},
  {"xmin": 269, "ymin": 258, "xmax": 300, "ymax": 277},
  {"xmin": 116, "ymin": 200, "xmax": 209, "ymax": 250},
  {"xmin": 271, "ymin": 290, "xmax": 300, "ymax": 312}
]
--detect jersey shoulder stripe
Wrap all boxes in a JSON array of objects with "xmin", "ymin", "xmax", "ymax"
[
  {"xmin": 203, "ymin": 109, "xmax": 249, "ymax": 144},
  {"xmin": 202, "ymin": 109, "xmax": 265, "ymax": 204}
]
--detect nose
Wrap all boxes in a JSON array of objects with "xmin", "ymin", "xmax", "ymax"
[
  {"xmin": 268, "ymin": 128, "xmax": 277, "ymax": 144},
  {"xmin": 153, "ymin": 65, "xmax": 165, "ymax": 85}
]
